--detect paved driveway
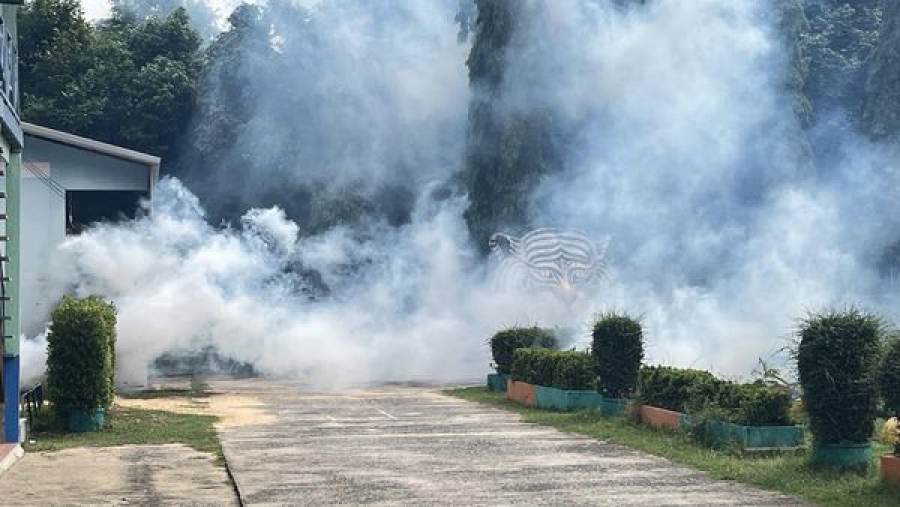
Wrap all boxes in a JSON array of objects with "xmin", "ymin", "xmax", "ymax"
[{"xmin": 213, "ymin": 380, "xmax": 807, "ymax": 506}]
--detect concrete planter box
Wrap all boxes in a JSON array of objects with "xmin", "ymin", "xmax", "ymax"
[
  {"xmin": 811, "ymin": 442, "xmax": 872, "ymax": 470},
  {"xmin": 67, "ymin": 408, "xmax": 106, "ymax": 433},
  {"xmin": 507, "ymin": 380, "xmax": 536, "ymax": 407},
  {"xmin": 640, "ymin": 405, "xmax": 689, "ymax": 431},
  {"xmin": 486, "ymin": 373, "xmax": 510, "ymax": 392},
  {"xmin": 599, "ymin": 398, "xmax": 627, "ymax": 417},
  {"xmin": 535, "ymin": 386, "xmax": 604, "ymax": 411},
  {"xmin": 881, "ymin": 455, "xmax": 900, "ymax": 484},
  {"xmin": 701, "ymin": 420, "xmax": 805, "ymax": 451}
]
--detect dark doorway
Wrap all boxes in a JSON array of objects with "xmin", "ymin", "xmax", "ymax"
[{"xmin": 66, "ymin": 190, "xmax": 148, "ymax": 235}]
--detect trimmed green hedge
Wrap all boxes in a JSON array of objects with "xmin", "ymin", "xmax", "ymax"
[
  {"xmin": 640, "ymin": 366, "xmax": 792, "ymax": 426},
  {"xmin": 552, "ymin": 351, "xmax": 594, "ymax": 390},
  {"xmin": 592, "ymin": 312, "xmax": 643, "ymax": 398},
  {"xmin": 638, "ymin": 365, "xmax": 716, "ymax": 413},
  {"xmin": 511, "ymin": 349, "xmax": 595, "ymax": 390},
  {"xmin": 511, "ymin": 348, "xmax": 556, "ymax": 386},
  {"xmin": 797, "ymin": 309, "xmax": 882, "ymax": 445},
  {"xmin": 688, "ymin": 380, "xmax": 793, "ymax": 427},
  {"xmin": 46, "ymin": 296, "xmax": 118, "ymax": 416},
  {"xmin": 489, "ymin": 327, "xmax": 558, "ymax": 374}
]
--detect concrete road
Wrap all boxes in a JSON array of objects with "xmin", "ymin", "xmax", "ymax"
[
  {"xmin": 0, "ymin": 444, "xmax": 237, "ymax": 506},
  {"xmin": 213, "ymin": 380, "xmax": 807, "ymax": 506}
]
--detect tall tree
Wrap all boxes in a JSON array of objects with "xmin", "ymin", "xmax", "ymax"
[
  {"xmin": 111, "ymin": 0, "xmax": 218, "ymax": 40},
  {"xmin": 462, "ymin": 0, "xmax": 562, "ymax": 251},
  {"xmin": 18, "ymin": 1, "xmax": 203, "ymax": 162},
  {"xmin": 19, "ymin": 0, "xmax": 107, "ymax": 134},
  {"xmin": 862, "ymin": 0, "xmax": 900, "ymax": 140}
]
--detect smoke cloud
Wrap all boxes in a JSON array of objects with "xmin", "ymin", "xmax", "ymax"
[{"xmin": 21, "ymin": 0, "xmax": 900, "ymax": 386}]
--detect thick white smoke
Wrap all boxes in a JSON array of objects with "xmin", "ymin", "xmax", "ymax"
[
  {"xmin": 20, "ymin": 0, "xmax": 900, "ymax": 386},
  {"xmin": 521, "ymin": 0, "xmax": 900, "ymax": 374},
  {"xmin": 40, "ymin": 178, "xmax": 574, "ymax": 387}
]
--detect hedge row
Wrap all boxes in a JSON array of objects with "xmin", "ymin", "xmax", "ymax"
[
  {"xmin": 46, "ymin": 296, "xmax": 117, "ymax": 416},
  {"xmin": 511, "ymin": 349, "xmax": 594, "ymax": 391},
  {"xmin": 489, "ymin": 327, "xmax": 558, "ymax": 374},
  {"xmin": 637, "ymin": 365, "xmax": 792, "ymax": 426}
]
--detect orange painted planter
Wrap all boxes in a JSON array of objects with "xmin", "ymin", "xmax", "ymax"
[
  {"xmin": 507, "ymin": 380, "xmax": 537, "ymax": 407},
  {"xmin": 640, "ymin": 405, "xmax": 687, "ymax": 431},
  {"xmin": 881, "ymin": 455, "xmax": 900, "ymax": 484}
]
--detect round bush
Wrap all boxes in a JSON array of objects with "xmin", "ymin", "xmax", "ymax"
[
  {"xmin": 592, "ymin": 312, "xmax": 644, "ymax": 398},
  {"xmin": 796, "ymin": 309, "xmax": 882, "ymax": 445},
  {"xmin": 489, "ymin": 327, "xmax": 558, "ymax": 374},
  {"xmin": 46, "ymin": 296, "xmax": 117, "ymax": 416}
]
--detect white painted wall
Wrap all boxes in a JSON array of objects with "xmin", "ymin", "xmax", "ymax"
[{"xmin": 20, "ymin": 136, "xmax": 153, "ymax": 337}]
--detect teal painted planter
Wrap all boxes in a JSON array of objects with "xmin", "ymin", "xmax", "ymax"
[
  {"xmin": 599, "ymin": 398, "xmax": 627, "ymax": 417},
  {"xmin": 486, "ymin": 373, "xmax": 510, "ymax": 392},
  {"xmin": 812, "ymin": 442, "xmax": 873, "ymax": 470},
  {"xmin": 703, "ymin": 420, "xmax": 804, "ymax": 451},
  {"xmin": 535, "ymin": 385, "xmax": 603, "ymax": 411},
  {"xmin": 68, "ymin": 408, "xmax": 106, "ymax": 433}
]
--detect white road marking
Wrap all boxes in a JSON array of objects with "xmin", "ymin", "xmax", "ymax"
[{"xmin": 377, "ymin": 409, "xmax": 399, "ymax": 421}]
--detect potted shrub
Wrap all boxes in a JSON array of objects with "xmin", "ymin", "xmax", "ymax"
[
  {"xmin": 487, "ymin": 327, "xmax": 557, "ymax": 391},
  {"xmin": 46, "ymin": 296, "xmax": 117, "ymax": 432},
  {"xmin": 637, "ymin": 365, "xmax": 715, "ymax": 430},
  {"xmin": 535, "ymin": 351, "xmax": 603, "ymax": 411},
  {"xmin": 878, "ymin": 337, "xmax": 900, "ymax": 483},
  {"xmin": 797, "ymin": 309, "xmax": 882, "ymax": 470},
  {"xmin": 592, "ymin": 312, "xmax": 643, "ymax": 414}
]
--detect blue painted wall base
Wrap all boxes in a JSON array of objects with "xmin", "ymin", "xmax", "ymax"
[{"xmin": 3, "ymin": 355, "xmax": 20, "ymax": 442}]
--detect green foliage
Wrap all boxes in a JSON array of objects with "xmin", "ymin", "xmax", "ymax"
[
  {"xmin": 878, "ymin": 337, "xmax": 900, "ymax": 457},
  {"xmin": 489, "ymin": 326, "xmax": 558, "ymax": 374},
  {"xmin": 687, "ymin": 380, "xmax": 793, "ymax": 427},
  {"xmin": 46, "ymin": 296, "xmax": 118, "ymax": 416},
  {"xmin": 592, "ymin": 312, "xmax": 644, "ymax": 398},
  {"xmin": 462, "ymin": 0, "xmax": 562, "ymax": 250},
  {"xmin": 796, "ymin": 308, "xmax": 883, "ymax": 445},
  {"xmin": 878, "ymin": 337, "xmax": 900, "ymax": 418},
  {"xmin": 510, "ymin": 348, "xmax": 557, "ymax": 386},
  {"xmin": 552, "ymin": 351, "xmax": 595, "ymax": 390},
  {"xmin": 638, "ymin": 365, "xmax": 716, "ymax": 413},
  {"xmin": 447, "ymin": 387, "xmax": 898, "ymax": 507},
  {"xmin": 19, "ymin": 1, "xmax": 203, "ymax": 160},
  {"xmin": 111, "ymin": 0, "xmax": 218, "ymax": 40},
  {"xmin": 801, "ymin": 0, "xmax": 882, "ymax": 127}
]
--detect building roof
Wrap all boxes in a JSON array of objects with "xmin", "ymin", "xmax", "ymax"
[
  {"xmin": 23, "ymin": 122, "xmax": 160, "ymax": 194},
  {"xmin": 23, "ymin": 122, "xmax": 161, "ymax": 168}
]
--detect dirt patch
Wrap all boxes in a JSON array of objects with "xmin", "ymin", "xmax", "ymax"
[{"xmin": 116, "ymin": 393, "xmax": 275, "ymax": 428}]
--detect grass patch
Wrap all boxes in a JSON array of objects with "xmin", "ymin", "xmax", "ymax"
[
  {"xmin": 446, "ymin": 387, "xmax": 900, "ymax": 507},
  {"xmin": 25, "ymin": 405, "xmax": 226, "ymax": 466}
]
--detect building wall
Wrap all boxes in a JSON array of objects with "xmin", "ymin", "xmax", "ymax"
[
  {"xmin": 20, "ymin": 136, "xmax": 153, "ymax": 337},
  {"xmin": 20, "ymin": 169, "xmax": 64, "ymax": 336}
]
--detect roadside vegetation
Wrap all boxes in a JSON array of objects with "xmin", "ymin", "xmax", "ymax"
[
  {"xmin": 467, "ymin": 311, "xmax": 900, "ymax": 506},
  {"xmin": 447, "ymin": 387, "xmax": 898, "ymax": 507},
  {"xmin": 25, "ymin": 405, "xmax": 225, "ymax": 466}
]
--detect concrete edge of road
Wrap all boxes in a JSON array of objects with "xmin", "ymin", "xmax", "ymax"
[
  {"xmin": 222, "ymin": 442, "xmax": 246, "ymax": 506},
  {"xmin": 0, "ymin": 443, "xmax": 24, "ymax": 478}
]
